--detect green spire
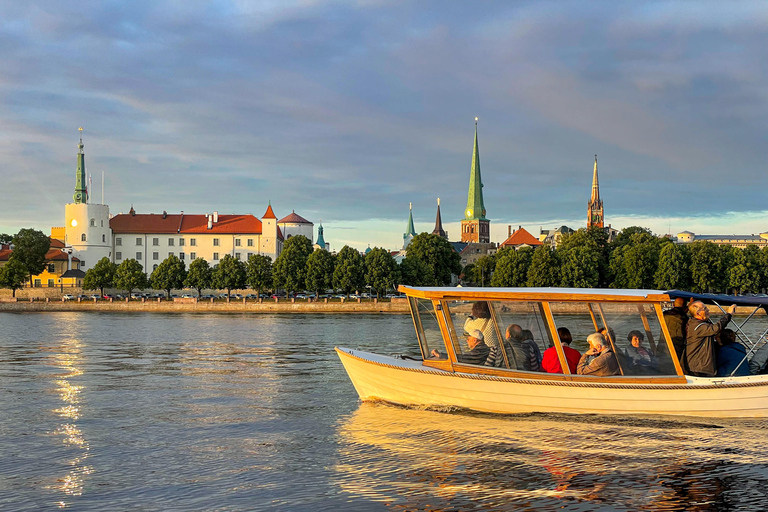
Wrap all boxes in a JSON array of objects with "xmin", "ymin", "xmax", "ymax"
[
  {"xmin": 73, "ymin": 127, "xmax": 88, "ymax": 204},
  {"xmin": 405, "ymin": 202, "xmax": 416, "ymax": 239},
  {"xmin": 316, "ymin": 222, "xmax": 326, "ymax": 248},
  {"xmin": 464, "ymin": 119, "xmax": 486, "ymax": 220}
]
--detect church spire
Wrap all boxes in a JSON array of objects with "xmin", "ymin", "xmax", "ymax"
[
  {"xmin": 403, "ymin": 202, "xmax": 417, "ymax": 249},
  {"xmin": 431, "ymin": 197, "xmax": 447, "ymax": 239},
  {"xmin": 464, "ymin": 118, "xmax": 486, "ymax": 221},
  {"xmin": 73, "ymin": 127, "xmax": 88, "ymax": 204},
  {"xmin": 587, "ymin": 154, "xmax": 604, "ymax": 229},
  {"xmin": 316, "ymin": 221, "xmax": 326, "ymax": 249}
]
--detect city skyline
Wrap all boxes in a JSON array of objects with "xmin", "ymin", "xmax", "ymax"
[{"xmin": 1, "ymin": 2, "xmax": 767, "ymax": 251}]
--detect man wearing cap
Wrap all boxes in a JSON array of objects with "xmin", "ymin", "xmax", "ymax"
[{"xmin": 431, "ymin": 329, "xmax": 490, "ymax": 365}]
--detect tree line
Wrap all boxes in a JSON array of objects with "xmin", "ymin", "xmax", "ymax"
[{"xmin": 465, "ymin": 226, "xmax": 768, "ymax": 294}]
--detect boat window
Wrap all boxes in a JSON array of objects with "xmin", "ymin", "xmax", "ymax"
[
  {"xmin": 490, "ymin": 301, "xmax": 552, "ymax": 371},
  {"xmin": 444, "ymin": 300, "xmax": 501, "ymax": 366},
  {"xmin": 410, "ymin": 297, "xmax": 446, "ymax": 360},
  {"xmin": 590, "ymin": 302, "xmax": 677, "ymax": 376},
  {"xmin": 548, "ymin": 302, "xmax": 597, "ymax": 357}
]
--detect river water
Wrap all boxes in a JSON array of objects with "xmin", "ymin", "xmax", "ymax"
[{"xmin": 2, "ymin": 312, "xmax": 768, "ymax": 511}]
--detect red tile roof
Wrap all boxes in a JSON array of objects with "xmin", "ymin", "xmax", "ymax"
[
  {"xmin": 277, "ymin": 211, "xmax": 312, "ymax": 224},
  {"xmin": 110, "ymin": 213, "xmax": 263, "ymax": 234},
  {"xmin": 262, "ymin": 204, "xmax": 277, "ymax": 219},
  {"xmin": 0, "ymin": 239, "xmax": 79, "ymax": 262},
  {"xmin": 500, "ymin": 227, "xmax": 543, "ymax": 248}
]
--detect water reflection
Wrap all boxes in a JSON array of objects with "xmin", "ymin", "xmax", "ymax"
[
  {"xmin": 46, "ymin": 338, "xmax": 92, "ymax": 505},
  {"xmin": 335, "ymin": 403, "xmax": 768, "ymax": 511}
]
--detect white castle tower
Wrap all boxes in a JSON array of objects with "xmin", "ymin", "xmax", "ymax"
[{"xmin": 64, "ymin": 128, "xmax": 112, "ymax": 270}]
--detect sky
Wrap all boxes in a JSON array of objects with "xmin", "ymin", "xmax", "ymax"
[{"xmin": 1, "ymin": 1, "xmax": 767, "ymax": 251}]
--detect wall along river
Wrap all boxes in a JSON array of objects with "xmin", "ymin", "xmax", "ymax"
[{"xmin": 2, "ymin": 312, "xmax": 768, "ymax": 511}]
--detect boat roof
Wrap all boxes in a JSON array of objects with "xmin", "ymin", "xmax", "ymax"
[
  {"xmin": 399, "ymin": 286, "xmax": 671, "ymax": 302},
  {"xmin": 666, "ymin": 289, "xmax": 768, "ymax": 308}
]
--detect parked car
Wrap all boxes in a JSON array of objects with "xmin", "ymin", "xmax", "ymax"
[
  {"xmin": 295, "ymin": 294, "xmax": 307, "ymax": 299},
  {"xmin": 245, "ymin": 294, "xmax": 258, "ymax": 299},
  {"xmin": 89, "ymin": 294, "xmax": 100, "ymax": 300},
  {"xmin": 115, "ymin": 294, "xmax": 124, "ymax": 300},
  {"xmin": 77, "ymin": 294, "xmax": 89, "ymax": 300},
  {"xmin": 180, "ymin": 294, "xmax": 193, "ymax": 298},
  {"xmin": 102, "ymin": 294, "xmax": 114, "ymax": 300},
  {"xmin": 231, "ymin": 293, "xmax": 243, "ymax": 299},
  {"xmin": 62, "ymin": 294, "xmax": 75, "ymax": 301}
]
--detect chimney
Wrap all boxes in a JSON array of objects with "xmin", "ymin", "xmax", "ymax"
[
  {"xmin": 207, "ymin": 215, "xmax": 213, "ymax": 230},
  {"xmin": 163, "ymin": 210, "xmax": 167, "ymax": 219},
  {"xmin": 213, "ymin": 211, "xmax": 218, "ymax": 223},
  {"xmin": 508, "ymin": 225, "xmax": 512, "ymax": 237}
]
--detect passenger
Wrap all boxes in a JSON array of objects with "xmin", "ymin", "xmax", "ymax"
[
  {"xmin": 541, "ymin": 327, "xmax": 581, "ymax": 374},
  {"xmin": 750, "ymin": 343, "xmax": 768, "ymax": 375},
  {"xmin": 716, "ymin": 328, "xmax": 750, "ymax": 377},
  {"xmin": 485, "ymin": 335, "xmax": 528, "ymax": 370},
  {"xmin": 663, "ymin": 297, "xmax": 688, "ymax": 361},
  {"xmin": 463, "ymin": 301, "xmax": 500, "ymax": 348},
  {"xmin": 685, "ymin": 301, "xmax": 736, "ymax": 377},
  {"xmin": 577, "ymin": 333, "xmax": 620, "ymax": 376},
  {"xmin": 505, "ymin": 325, "xmax": 541, "ymax": 371},
  {"xmin": 624, "ymin": 330, "xmax": 658, "ymax": 372},
  {"xmin": 521, "ymin": 329, "xmax": 543, "ymax": 368},
  {"xmin": 431, "ymin": 329, "xmax": 490, "ymax": 365}
]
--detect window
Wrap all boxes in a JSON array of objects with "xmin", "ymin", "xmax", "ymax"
[
  {"xmin": 168, "ymin": 238, "xmax": 174, "ymax": 246},
  {"xmin": 169, "ymin": 252, "xmax": 174, "ymax": 257},
  {"xmin": 213, "ymin": 252, "xmax": 219, "ymax": 260},
  {"xmin": 190, "ymin": 252, "xmax": 196, "ymax": 260},
  {"xmin": 180, "ymin": 252, "xmax": 185, "ymax": 260},
  {"xmin": 81, "ymin": 234, "xmax": 86, "ymax": 242},
  {"xmin": 179, "ymin": 238, "xmax": 185, "ymax": 246},
  {"xmin": 213, "ymin": 238, "xmax": 219, "ymax": 246},
  {"xmin": 190, "ymin": 238, "xmax": 196, "ymax": 246},
  {"xmin": 153, "ymin": 265, "xmax": 158, "ymax": 271},
  {"xmin": 116, "ymin": 252, "xmax": 122, "ymax": 260},
  {"xmin": 153, "ymin": 252, "xmax": 159, "ymax": 260},
  {"xmin": 102, "ymin": 234, "xmax": 106, "ymax": 242},
  {"xmin": 34, "ymin": 279, "xmax": 41, "ymax": 287},
  {"xmin": 90, "ymin": 219, "xmax": 95, "ymax": 227},
  {"xmin": 116, "ymin": 238, "xmax": 122, "ymax": 246},
  {"xmin": 136, "ymin": 238, "xmax": 142, "ymax": 246},
  {"xmin": 247, "ymin": 239, "xmax": 254, "ymax": 247},
  {"xmin": 153, "ymin": 238, "xmax": 159, "ymax": 246},
  {"xmin": 48, "ymin": 263, "xmax": 55, "ymax": 273},
  {"xmin": 80, "ymin": 261, "xmax": 85, "ymax": 268},
  {"xmin": 101, "ymin": 220, "xmax": 104, "ymax": 227},
  {"xmin": 412, "ymin": 298, "xmax": 446, "ymax": 360},
  {"xmin": 247, "ymin": 253, "xmax": 252, "ymax": 259},
  {"xmin": 136, "ymin": 252, "xmax": 142, "ymax": 260},
  {"xmin": 235, "ymin": 239, "xmax": 241, "ymax": 247},
  {"xmin": 48, "ymin": 279, "xmax": 54, "ymax": 288},
  {"xmin": 235, "ymin": 253, "xmax": 241, "ymax": 260}
]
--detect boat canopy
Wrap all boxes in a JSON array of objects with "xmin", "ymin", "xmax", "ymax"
[
  {"xmin": 399, "ymin": 286, "xmax": 670, "ymax": 302},
  {"xmin": 665, "ymin": 290, "xmax": 768, "ymax": 309}
]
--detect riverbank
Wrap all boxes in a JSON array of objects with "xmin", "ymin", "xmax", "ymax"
[{"xmin": 0, "ymin": 297, "xmax": 411, "ymax": 314}]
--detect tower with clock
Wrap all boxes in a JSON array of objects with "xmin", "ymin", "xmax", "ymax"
[
  {"xmin": 587, "ymin": 155, "xmax": 604, "ymax": 229},
  {"xmin": 460, "ymin": 119, "xmax": 490, "ymax": 243}
]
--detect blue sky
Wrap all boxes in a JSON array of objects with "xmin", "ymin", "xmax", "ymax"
[{"xmin": 1, "ymin": 1, "xmax": 767, "ymax": 251}]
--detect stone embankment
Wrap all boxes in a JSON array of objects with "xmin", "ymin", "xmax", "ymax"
[{"xmin": 0, "ymin": 297, "xmax": 410, "ymax": 314}]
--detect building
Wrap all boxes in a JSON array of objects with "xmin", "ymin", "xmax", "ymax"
[
  {"xmin": 587, "ymin": 154, "xmax": 604, "ymax": 229},
  {"xmin": 109, "ymin": 206, "xmax": 282, "ymax": 272},
  {"xmin": 431, "ymin": 198, "xmax": 448, "ymax": 239},
  {"xmin": 0, "ymin": 237, "xmax": 83, "ymax": 289},
  {"xmin": 458, "ymin": 242, "xmax": 497, "ymax": 267},
  {"xmin": 499, "ymin": 226, "xmax": 543, "ymax": 250},
  {"xmin": 277, "ymin": 211, "xmax": 314, "ymax": 242},
  {"xmin": 540, "ymin": 226, "xmax": 575, "ymax": 247},
  {"xmin": 676, "ymin": 231, "xmax": 768, "ymax": 249},
  {"xmin": 460, "ymin": 119, "xmax": 490, "ymax": 243}
]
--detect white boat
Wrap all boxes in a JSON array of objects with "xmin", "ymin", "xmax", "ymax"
[{"xmin": 336, "ymin": 286, "xmax": 768, "ymax": 418}]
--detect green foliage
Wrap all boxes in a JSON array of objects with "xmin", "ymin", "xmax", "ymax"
[
  {"xmin": 460, "ymin": 264, "xmax": 475, "ymax": 285},
  {"xmin": 654, "ymin": 242, "xmax": 691, "ymax": 290},
  {"xmin": 83, "ymin": 256, "xmax": 117, "ymax": 296},
  {"xmin": 609, "ymin": 231, "xmax": 663, "ymax": 289},
  {"xmin": 729, "ymin": 245, "xmax": 761, "ymax": 294},
  {"xmin": 0, "ymin": 233, "xmax": 13, "ymax": 245},
  {"xmin": 212, "ymin": 254, "xmax": 247, "ymax": 295},
  {"xmin": 10, "ymin": 228, "xmax": 51, "ymax": 285},
  {"xmin": 246, "ymin": 254, "xmax": 273, "ymax": 297},
  {"xmin": 610, "ymin": 226, "xmax": 653, "ymax": 250},
  {"xmin": 185, "ymin": 258, "xmax": 212, "ymax": 297},
  {"xmin": 399, "ymin": 256, "xmax": 434, "ymax": 286},
  {"xmin": 471, "ymin": 254, "xmax": 496, "ymax": 287},
  {"xmin": 333, "ymin": 245, "xmax": 364, "ymax": 296},
  {"xmin": 273, "ymin": 235, "xmax": 313, "ymax": 293},
  {"xmin": 363, "ymin": 247, "xmax": 398, "ymax": 298},
  {"xmin": 406, "ymin": 233, "xmax": 461, "ymax": 286},
  {"xmin": 114, "ymin": 259, "xmax": 148, "ymax": 295},
  {"xmin": 491, "ymin": 247, "xmax": 533, "ymax": 287},
  {"xmin": 150, "ymin": 254, "xmax": 187, "ymax": 299},
  {"xmin": 305, "ymin": 250, "xmax": 334, "ymax": 297},
  {"xmin": 527, "ymin": 246, "xmax": 559, "ymax": 287},
  {"xmin": 689, "ymin": 241, "xmax": 727, "ymax": 293},
  {"xmin": 556, "ymin": 230, "xmax": 602, "ymax": 288},
  {"xmin": 0, "ymin": 258, "xmax": 28, "ymax": 297}
]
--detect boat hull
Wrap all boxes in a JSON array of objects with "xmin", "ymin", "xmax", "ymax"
[{"xmin": 336, "ymin": 347, "xmax": 768, "ymax": 418}]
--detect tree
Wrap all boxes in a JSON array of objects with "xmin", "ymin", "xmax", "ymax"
[
  {"xmin": 491, "ymin": 247, "xmax": 533, "ymax": 287},
  {"xmin": 689, "ymin": 241, "xmax": 725, "ymax": 293},
  {"xmin": 406, "ymin": 233, "xmax": 461, "ymax": 286},
  {"xmin": 460, "ymin": 263, "xmax": 475, "ymax": 285},
  {"xmin": 363, "ymin": 247, "xmax": 398, "ymax": 298},
  {"xmin": 473, "ymin": 254, "xmax": 496, "ymax": 287},
  {"xmin": 150, "ymin": 254, "xmax": 187, "ymax": 299},
  {"xmin": 305, "ymin": 249, "xmax": 334, "ymax": 298},
  {"xmin": 729, "ymin": 245, "xmax": 761, "ymax": 295},
  {"xmin": 654, "ymin": 242, "xmax": 691, "ymax": 290},
  {"xmin": 0, "ymin": 233, "xmax": 13, "ymax": 245},
  {"xmin": 114, "ymin": 259, "xmax": 148, "ymax": 296},
  {"xmin": 0, "ymin": 258, "xmax": 28, "ymax": 297},
  {"xmin": 609, "ymin": 231, "xmax": 663, "ymax": 289},
  {"xmin": 273, "ymin": 235, "xmax": 313, "ymax": 293},
  {"xmin": 83, "ymin": 256, "xmax": 117, "ymax": 297},
  {"xmin": 399, "ymin": 256, "xmax": 434, "ymax": 286},
  {"xmin": 10, "ymin": 228, "xmax": 50, "ymax": 287},
  {"xmin": 211, "ymin": 254, "xmax": 247, "ymax": 296},
  {"xmin": 333, "ymin": 245, "xmax": 364, "ymax": 297},
  {"xmin": 246, "ymin": 254, "xmax": 273, "ymax": 297},
  {"xmin": 185, "ymin": 258, "xmax": 212, "ymax": 297},
  {"xmin": 557, "ymin": 230, "xmax": 602, "ymax": 288},
  {"xmin": 527, "ymin": 246, "xmax": 559, "ymax": 287}
]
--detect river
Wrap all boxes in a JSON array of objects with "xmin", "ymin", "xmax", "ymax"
[{"xmin": 2, "ymin": 312, "xmax": 768, "ymax": 511}]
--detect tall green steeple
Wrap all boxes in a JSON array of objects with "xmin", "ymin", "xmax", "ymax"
[
  {"xmin": 464, "ymin": 119, "xmax": 486, "ymax": 220},
  {"xmin": 402, "ymin": 202, "xmax": 417, "ymax": 249},
  {"xmin": 73, "ymin": 127, "xmax": 88, "ymax": 204},
  {"xmin": 316, "ymin": 222, "xmax": 326, "ymax": 249}
]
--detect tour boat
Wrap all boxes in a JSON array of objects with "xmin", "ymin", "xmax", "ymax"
[{"xmin": 336, "ymin": 286, "xmax": 768, "ymax": 418}]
